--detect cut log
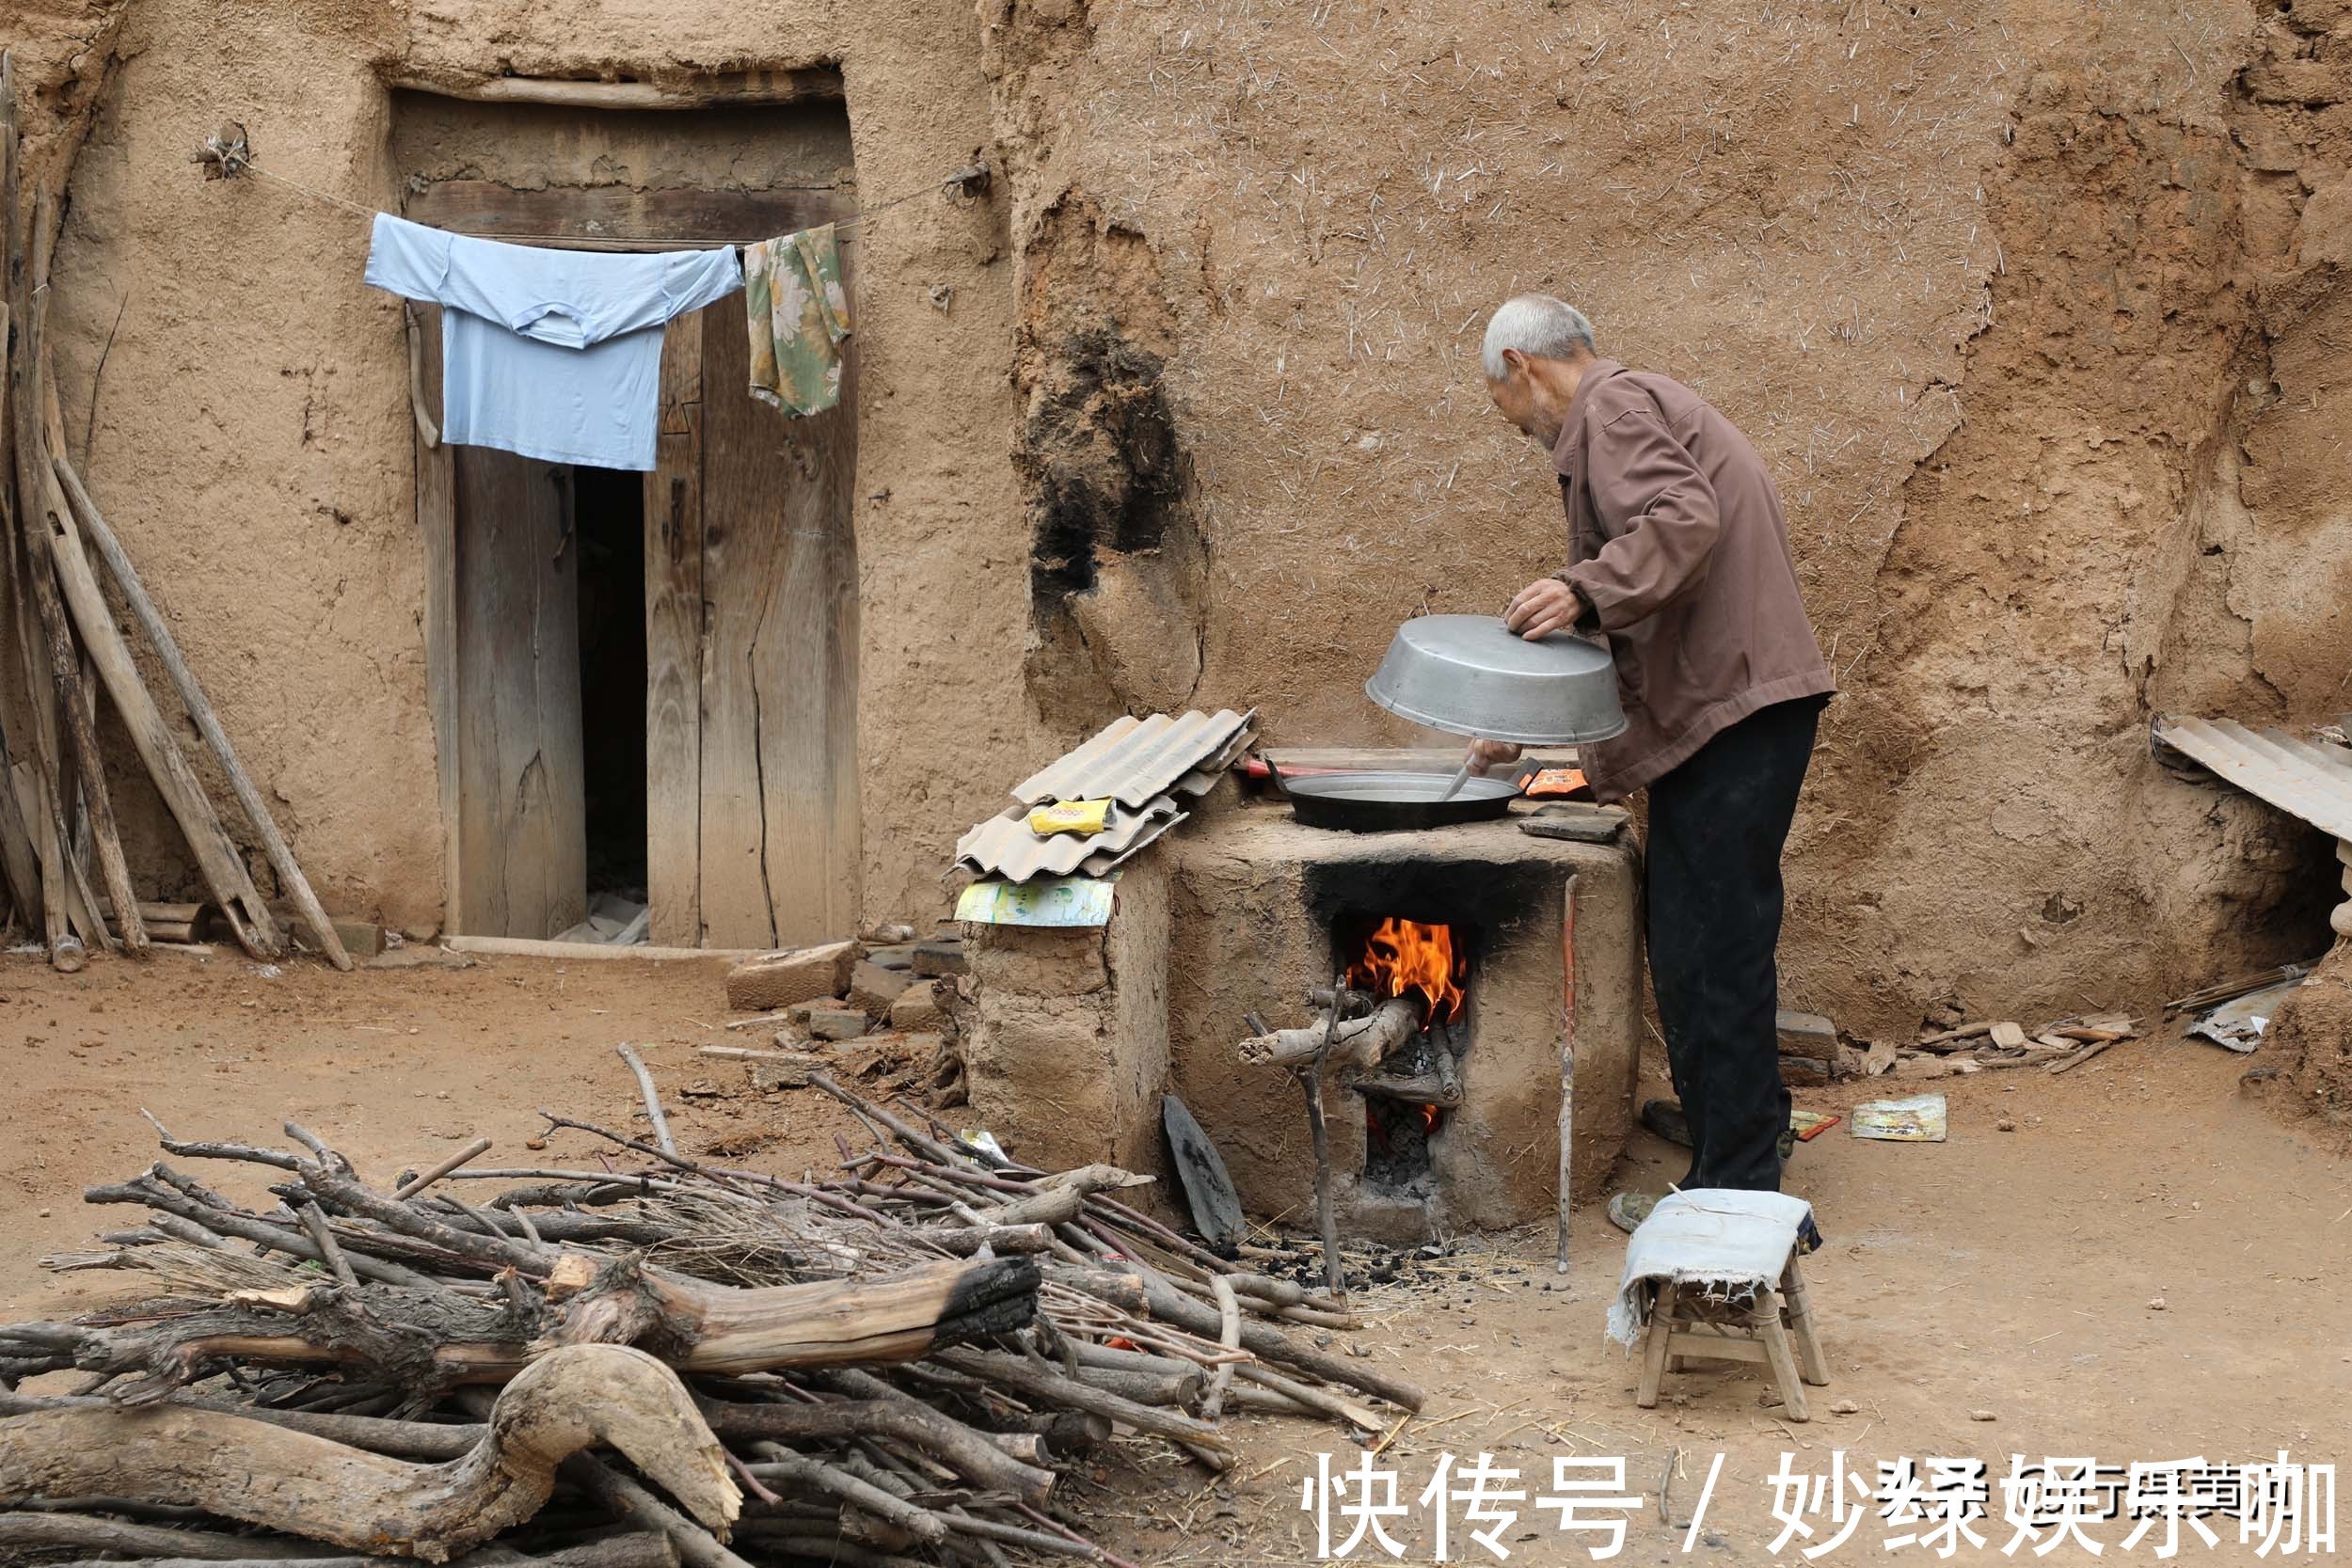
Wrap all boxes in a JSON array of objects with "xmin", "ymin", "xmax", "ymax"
[
  {"xmin": 542, "ymin": 1255, "xmax": 1041, "ymax": 1375},
  {"xmin": 1238, "ymin": 999, "xmax": 1420, "ymax": 1069},
  {"xmin": 0, "ymin": 1344, "xmax": 739, "ymax": 1562}
]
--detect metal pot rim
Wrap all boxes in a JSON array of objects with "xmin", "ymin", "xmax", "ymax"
[{"xmin": 1360, "ymin": 679, "xmax": 1630, "ymax": 744}]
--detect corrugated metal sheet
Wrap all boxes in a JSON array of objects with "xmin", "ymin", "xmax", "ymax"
[
  {"xmin": 955, "ymin": 795, "xmax": 1184, "ymax": 882},
  {"xmin": 1011, "ymin": 709, "xmax": 1256, "ymax": 808},
  {"xmin": 2154, "ymin": 716, "xmax": 2352, "ymax": 841}
]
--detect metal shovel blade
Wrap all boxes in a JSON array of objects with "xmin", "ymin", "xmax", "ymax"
[{"xmin": 1162, "ymin": 1093, "xmax": 1246, "ymax": 1252}]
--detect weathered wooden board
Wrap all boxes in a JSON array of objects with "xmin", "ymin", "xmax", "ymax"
[
  {"xmin": 693, "ymin": 305, "xmax": 859, "ymax": 947},
  {"xmin": 403, "ymin": 183, "xmax": 837, "ymax": 250},
  {"xmin": 453, "ymin": 449, "xmax": 587, "ymax": 939},
  {"xmin": 644, "ymin": 319, "xmax": 705, "ymax": 947},
  {"xmin": 410, "ymin": 306, "xmax": 467, "ymax": 932}
]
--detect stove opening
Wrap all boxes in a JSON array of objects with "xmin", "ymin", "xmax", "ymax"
[{"xmin": 1337, "ymin": 915, "xmax": 1472, "ymax": 1198}]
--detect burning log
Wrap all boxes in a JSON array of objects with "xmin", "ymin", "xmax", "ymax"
[{"xmin": 1236, "ymin": 997, "xmax": 1420, "ymax": 1069}]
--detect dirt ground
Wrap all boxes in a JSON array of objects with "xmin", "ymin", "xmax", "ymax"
[{"xmin": 3, "ymin": 948, "xmax": 2347, "ymax": 1565}]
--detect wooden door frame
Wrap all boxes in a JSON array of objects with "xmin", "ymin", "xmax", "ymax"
[{"xmin": 402, "ymin": 178, "xmax": 845, "ymax": 938}]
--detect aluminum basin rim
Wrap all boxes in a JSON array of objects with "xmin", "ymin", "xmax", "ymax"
[{"xmin": 1362, "ymin": 678, "xmax": 1632, "ymax": 745}]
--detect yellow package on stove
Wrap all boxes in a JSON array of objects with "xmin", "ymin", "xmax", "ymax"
[{"xmin": 1028, "ymin": 799, "xmax": 1112, "ymax": 836}]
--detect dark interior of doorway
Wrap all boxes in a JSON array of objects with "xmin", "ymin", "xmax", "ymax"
[{"xmin": 573, "ymin": 466, "xmax": 648, "ymax": 902}]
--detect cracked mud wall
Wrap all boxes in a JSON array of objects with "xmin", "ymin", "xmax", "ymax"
[
  {"xmin": 19, "ymin": 0, "xmax": 2352, "ymax": 1023},
  {"xmin": 22, "ymin": 0, "xmax": 1025, "ymax": 932},
  {"xmin": 984, "ymin": 0, "xmax": 2352, "ymax": 1034}
]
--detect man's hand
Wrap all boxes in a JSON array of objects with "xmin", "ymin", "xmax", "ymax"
[
  {"xmin": 1467, "ymin": 738, "xmax": 1522, "ymax": 773},
  {"xmin": 1504, "ymin": 578, "xmax": 1584, "ymax": 640}
]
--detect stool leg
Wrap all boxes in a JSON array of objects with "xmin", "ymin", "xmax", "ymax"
[
  {"xmin": 1635, "ymin": 1283, "xmax": 1677, "ymax": 1408},
  {"xmin": 1780, "ymin": 1257, "xmax": 1829, "ymax": 1386},
  {"xmin": 1755, "ymin": 1296, "xmax": 1810, "ymax": 1421}
]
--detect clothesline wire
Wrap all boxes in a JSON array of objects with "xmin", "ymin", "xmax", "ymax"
[{"xmin": 230, "ymin": 153, "xmax": 964, "ymax": 246}]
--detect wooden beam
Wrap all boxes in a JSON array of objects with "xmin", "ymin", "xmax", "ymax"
[
  {"xmin": 645, "ymin": 321, "xmax": 704, "ymax": 947},
  {"xmin": 401, "ymin": 182, "xmax": 844, "ymax": 250},
  {"xmin": 408, "ymin": 304, "xmax": 464, "ymax": 936},
  {"xmin": 441, "ymin": 934, "xmax": 759, "ymax": 962},
  {"xmin": 383, "ymin": 69, "xmax": 842, "ymax": 112}
]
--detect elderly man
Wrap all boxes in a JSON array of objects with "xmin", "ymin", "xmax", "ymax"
[{"xmin": 1470, "ymin": 294, "xmax": 1835, "ymax": 1233}]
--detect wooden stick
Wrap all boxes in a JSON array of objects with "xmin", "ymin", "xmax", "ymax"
[
  {"xmin": 1232, "ymin": 1361, "xmax": 1384, "ymax": 1433},
  {"xmin": 1912, "ymin": 1022, "xmax": 1994, "ymax": 1051},
  {"xmin": 0, "ymin": 1513, "xmax": 321, "ymax": 1560},
  {"xmin": 931, "ymin": 1347, "xmax": 1232, "ymax": 1458},
  {"xmin": 617, "ymin": 1044, "xmax": 677, "ymax": 1157},
  {"xmin": 1200, "ymin": 1275, "xmax": 1240, "ymax": 1421},
  {"xmin": 1240, "ymin": 998, "xmax": 1419, "ymax": 1069},
  {"xmin": 2046, "ymin": 1037, "xmax": 2117, "ymax": 1075},
  {"xmin": 51, "ymin": 452, "xmax": 349, "ymax": 968},
  {"xmin": 1558, "ymin": 872, "xmax": 1578, "ymax": 1276},
  {"xmin": 1136, "ymin": 1275, "xmax": 1424, "ymax": 1412},
  {"xmin": 1299, "ymin": 1056, "xmax": 1343, "ymax": 1302},
  {"xmin": 704, "ymin": 1389, "xmax": 1054, "ymax": 1507},
  {"xmin": 294, "ymin": 1201, "xmax": 358, "ymax": 1288},
  {"xmin": 561, "ymin": 1453, "xmax": 757, "ymax": 1568},
  {"xmin": 392, "ymin": 1136, "xmax": 493, "ymax": 1200}
]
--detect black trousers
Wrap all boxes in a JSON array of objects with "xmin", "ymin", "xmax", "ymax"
[{"xmin": 1644, "ymin": 694, "xmax": 1825, "ymax": 1193}]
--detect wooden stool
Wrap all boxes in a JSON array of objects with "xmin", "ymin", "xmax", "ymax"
[{"xmin": 1634, "ymin": 1253, "xmax": 1829, "ymax": 1419}]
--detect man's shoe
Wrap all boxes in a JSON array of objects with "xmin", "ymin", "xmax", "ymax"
[
  {"xmin": 1639, "ymin": 1099, "xmax": 1692, "ymax": 1148},
  {"xmin": 1642, "ymin": 1100, "xmax": 1801, "ymax": 1163},
  {"xmin": 1606, "ymin": 1191, "xmax": 1661, "ymax": 1234}
]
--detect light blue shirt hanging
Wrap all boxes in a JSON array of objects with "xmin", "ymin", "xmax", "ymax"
[{"xmin": 365, "ymin": 213, "xmax": 743, "ymax": 471}]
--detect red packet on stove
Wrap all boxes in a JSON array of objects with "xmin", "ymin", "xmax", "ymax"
[{"xmin": 1520, "ymin": 768, "xmax": 1590, "ymax": 800}]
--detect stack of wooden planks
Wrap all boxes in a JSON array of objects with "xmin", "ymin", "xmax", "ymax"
[{"xmin": 0, "ymin": 51, "xmax": 348, "ymax": 971}]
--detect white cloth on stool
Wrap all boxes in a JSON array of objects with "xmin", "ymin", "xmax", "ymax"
[{"xmin": 1605, "ymin": 1189, "xmax": 1813, "ymax": 1347}]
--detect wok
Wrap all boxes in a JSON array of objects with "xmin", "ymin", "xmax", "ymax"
[{"xmin": 1274, "ymin": 766, "xmax": 1518, "ymax": 832}]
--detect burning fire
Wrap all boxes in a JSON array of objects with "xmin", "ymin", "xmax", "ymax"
[{"xmin": 1346, "ymin": 917, "xmax": 1467, "ymax": 1025}]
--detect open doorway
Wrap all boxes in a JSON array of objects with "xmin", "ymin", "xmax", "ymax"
[
  {"xmin": 574, "ymin": 466, "xmax": 650, "ymax": 932},
  {"xmin": 397, "ymin": 89, "xmax": 863, "ymax": 946}
]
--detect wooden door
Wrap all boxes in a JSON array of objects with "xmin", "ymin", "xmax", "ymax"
[
  {"xmin": 643, "ymin": 305, "xmax": 859, "ymax": 949},
  {"xmin": 414, "ymin": 306, "xmax": 588, "ymax": 940}
]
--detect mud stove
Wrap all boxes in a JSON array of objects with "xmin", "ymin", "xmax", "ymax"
[{"xmin": 957, "ymin": 797, "xmax": 1644, "ymax": 1243}]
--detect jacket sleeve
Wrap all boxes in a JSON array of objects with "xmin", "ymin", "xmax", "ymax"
[{"xmin": 1558, "ymin": 404, "xmax": 1723, "ymax": 631}]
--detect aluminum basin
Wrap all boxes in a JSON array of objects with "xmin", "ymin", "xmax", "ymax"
[{"xmin": 1365, "ymin": 613, "xmax": 1627, "ymax": 745}]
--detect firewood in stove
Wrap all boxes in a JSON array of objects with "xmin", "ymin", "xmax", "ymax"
[
  {"xmin": 1343, "ymin": 1069, "xmax": 1464, "ymax": 1106},
  {"xmin": 1237, "ymin": 997, "xmax": 1421, "ymax": 1069}
]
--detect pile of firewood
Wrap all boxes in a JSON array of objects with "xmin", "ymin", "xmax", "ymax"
[
  {"xmin": 0, "ymin": 50, "xmax": 348, "ymax": 973},
  {"xmin": 1854, "ymin": 1013, "xmax": 2143, "ymax": 1080},
  {"xmin": 0, "ymin": 1071, "xmax": 1419, "ymax": 1568}
]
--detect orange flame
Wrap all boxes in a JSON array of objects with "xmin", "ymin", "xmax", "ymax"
[
  {"xmin": 1346, "ymin": 917, "xmax": 1467, "ymax": 1025},
  {"xmin": 1420, "ymin": 1102, "xmax": 1443, "ymax": 1132}
]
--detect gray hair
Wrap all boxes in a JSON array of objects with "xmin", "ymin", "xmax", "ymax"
[{"xmin": 1481, "ymin": 294, "xmax": 1597, "ymax": 379}]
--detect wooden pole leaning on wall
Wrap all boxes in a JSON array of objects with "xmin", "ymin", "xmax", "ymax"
[
  {"xmin": 51, "ymin": 453, "xmax": 351, "ymax": 969},
  {"xmin": 0, "ymin": 298, "xmax": 43, "ymax": 930},
  {"xmin": 32, "ymin": 368, "xmax": 281, "ymax": 962},
  {"xmin": 3, "ymin": 78, "xmax": 137, "ymax": 964}
]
